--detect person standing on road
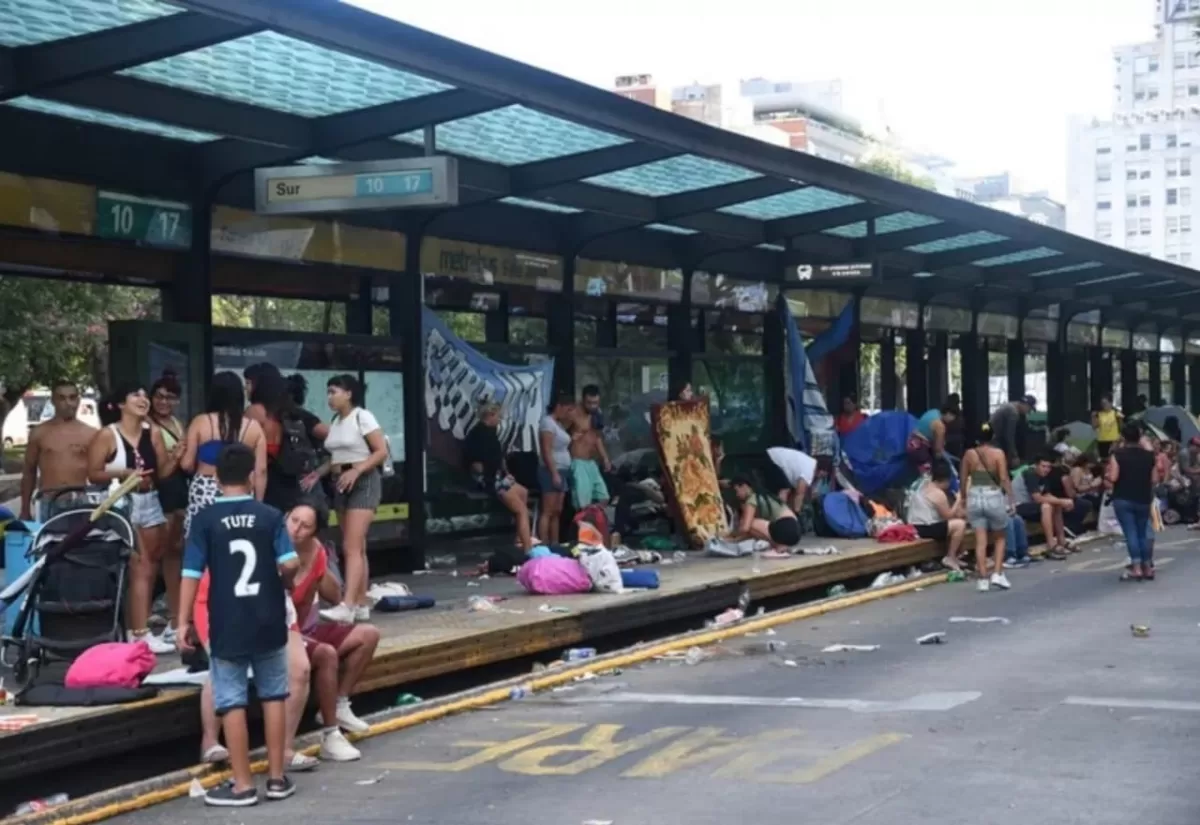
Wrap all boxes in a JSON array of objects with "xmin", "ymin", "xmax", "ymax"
[
  {"xmin": 19, "ymin": 379, "xmax": 96, "ymax": 522},
  {"xmin": 1092, "ymin": 394, "xmax": 1123, "ymax": 459},
  {"xmin": 990, "ymin": 395, "xmax": 1035, "ymax": 467},
  {"xmin": 1107, "ymin": 423, "xmax": 1160, "ymax": 581},
  {"xmin": 961, "ymin": 423, "xmax": 1014, "ymax": 591}
]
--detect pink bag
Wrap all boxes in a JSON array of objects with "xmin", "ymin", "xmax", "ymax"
[
  {"xmin": 65, "ymin": 641, "xmax": 156, "ymax": 689},
  {"xmin": 516, "ymin": 555, "xmax": 593, "ymax": 595}
]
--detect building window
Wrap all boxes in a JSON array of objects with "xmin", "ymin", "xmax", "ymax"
[
  {"xmin": 1168, "ymin": 159, "xmax": 1179, "ymax": 178},
  {"xmin": 1127, "ymin": 194, "xmax": 1138, "ymax": 208},
  {"xmin": 1140, "ymin": 217, "xmax": 1152, "ymax": 235},
  {"xmin": 1183, "ymin": 215, "xmax": 1193, "ymax": 233},
  {"xmin": 1176, "ymin": 51, "xmax": 1188, "ymax": 69},
  {"xmin": 1168, "ymin": 134, "xmax": 1179, "ymax": 149},
  {"xmin": 1169, "ymin": 188, "xmax": 1179, "ymax": 205},
  {"xmin": 1097, "ymin": 138, "xmax": 1112, "ymax": 154},
  {"xmin": 1135, "ymin": 89, "xmax": 1146, "ymax": 101},
  {"xmin": 1140, "ymin": 168, "xmax": 1152, "ymax": 179},
  {"xmin": 1140, "ymin": 193, "xmax": 1151, "ymax": 207},
  {"xmin": 1127, "ymin": 168, "xmax": 1139, "ymax": 181},
  {"xmin": 1097, "ymin": 221, "xmax": 1113, "ymax": 239},
  {"xmin": 1096, "ymin": 165, "xmax": 1112, "ymax": 182},
  {"xmin": 1183, "ymin": 188, "xmax": 1193, "ymax": 206},
  {"xmin": 1097, "ymin": 199, "xmax": 1112, "ymax": 211},
  {"xmin": 1168, "ymin": 216, "xmax": 1180, "ymax": 234},
  {"xmin": 1140, "ymin": 134, "xmax": 1152, "ymax": 150},
  {"xmin": 1183, "ymin": 158, "xmax": 1192, "ymax": 177},
  {"xmin": 1126, "ymin": 217, "xmax": 1139, "ymax": 237},
  {"xmin": 1175, "ymin": 81, "xmax": 1187, "ymax": 99}
]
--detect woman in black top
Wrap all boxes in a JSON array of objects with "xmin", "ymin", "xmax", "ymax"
[
  {"xmin": 1106, "ymin": 423, "xmax": 1160, "ymax": 581},
  {"xmin": 463, "ymin": 402, "xmax": 532, "ymax": 551}
]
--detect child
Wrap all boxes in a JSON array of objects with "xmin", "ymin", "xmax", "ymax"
[
  {"xmin": 178, "ymin": 443, "xmax": 300, "ymax": 807},
  {"xmin": 569, "ymin": 406, "xmax": 610, "ymax": 510},
  {"xmin": 728, "ymin": 475, "xmax": 801, "ymax": 551}
]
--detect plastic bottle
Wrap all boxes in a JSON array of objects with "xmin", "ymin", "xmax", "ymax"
[
  {"xmin": 684, "ymin": 646, "xmax": 706, "ymax": 665},
  {"xmin": 946, "ymin": 570, "xmax": 966, "ymax": 583},
  {"xmin": 14, "ymin": 794, "xmax": 70, "ymax": 815},
  {"xmin": 509, "ymin": 685, "xmax": 531, "ymax": 700},
  {"xmin": 827, "ymin": 584, "xmax": 848, "ymax": 597},
  {"xmin": 562, "ymin": 647, "xmax": 597, "ymax": 662}
]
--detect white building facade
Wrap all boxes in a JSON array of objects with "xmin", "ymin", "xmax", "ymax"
[{"xmin": 1067, "ymin": 0, "xmax": 1200, "ymax": 266}]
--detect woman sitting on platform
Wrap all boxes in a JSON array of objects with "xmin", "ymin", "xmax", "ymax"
[{"xmin": 464, "ymin": 402, "xmax": 533, "ymax": 552}]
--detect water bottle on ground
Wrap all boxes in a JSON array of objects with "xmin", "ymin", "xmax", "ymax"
[
  {"xmin": 14, "ymin": 794, "xmax": 69, "ymax": 815},
  {"xmin": 562, "ymin": 647, "xmax": 597, "ymax": 662}
]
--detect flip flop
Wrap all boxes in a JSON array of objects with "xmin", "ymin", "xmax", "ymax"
[{"xmin": 202, "ymin": 744, "xmax": 229, "ymax": 764}]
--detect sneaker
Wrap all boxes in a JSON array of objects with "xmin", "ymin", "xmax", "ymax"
[
  {"xmin": 288, "ymin": 752, "xmax": 320, "ymax": 772},
  {"xmin": 319, "ymin": 729, "xmax": 362, "ymax": 762},
  {"xmin": 976, "ymin": 578, "xmax": 990, "ymax": 593},
  {"xmin": 162, "ymin": 626, "xmax": 178, "ymax": 645},
  {"xmin": 335, "ymin": 697, "xmax": 370, "ymax": 733},
  {"xmin": 1005, "ymin": 557, "xmax": 1030, "ymax": 570},
  {"xmin": 130, "ymin": 629, "xmax": 176, "ymax": 655},
  {"xmin": 354, "ymin": 604, "xmax": 371, "ymax": 623},
  {"xmin": 265, "ymin": 775, "xmax": 296, "ymax": 801},
  {"xmin": 319, "ymin": 603, "xmax": 356, "ymax": 625},
  {"xmin": 990, "ymin": 573, "xmax": 1012, "ymax": 590},
  {"xmin": 205, "ymin": 781, "xmax": 258, "ymax": 808}
]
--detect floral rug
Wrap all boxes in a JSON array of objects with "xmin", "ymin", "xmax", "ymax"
[{"xmin": 651, "ymin": 399, "xmax": 728, "ymax": 547}]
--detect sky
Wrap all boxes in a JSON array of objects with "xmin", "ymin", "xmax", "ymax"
[{"xmin": 350, "ymin": 0, "xmax": 1152, "ymax": 200}]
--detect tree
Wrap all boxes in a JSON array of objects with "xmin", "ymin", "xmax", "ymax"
[
  {"xmin": 0, "ymin": 276, "xmax": 160, "ymax": 417},
  {"xmin": 211, "ymin": 295, "xmax": 344, "ymax": 334},
  {"xmin": 857, "ymin": 155, "xmax": 938, "ymax": 191}
]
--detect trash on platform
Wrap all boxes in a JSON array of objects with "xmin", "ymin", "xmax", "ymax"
[
  {"xmin": 741, "ymin": 640, "xmax": 788, "ymax": 655},
  {"xmin": 775, "ymin": 658, "xmax": 799, "ymax": 667},
  {"xmin": 188, "ymin": 780, "xmax": 205, "ymax": 799},
  {"xmin": 821, "ymin": 644, "xmax": 880, "ymax": 653},
  {"xmin": 949, "ymin": 616, "xmax": 1011, "ymax": 625},
  {"xmin": 707, "ymin": 607, "xmax": 744, "ymax": 628},
  {"xmin": 582, "ymin": 820, "xmax": 614, "ymax": 825},
  {"xmin": 355, "ymin": 771, "xmax": 390, "ymax": 786},
  {"xmin": 945, "ymin": 570, "xmax": 966, "ymax": 583},
  {"xmin": 916, "ymin": 632, "xmax": 946, "ymax": 645},
  {"xmin": 1131, "ymin": 624, "xmax": 1151, "ymax": 638},
  {"xmin": 394, "ymin": 693, "xmax": 422, "ymax": 706},
  {"xmin": 467, "ymin": 595, "xmax": 497, "ymax": 611},
  {"xmin": 538, "ymin": 603, "xmax": 572, "ymax": 614},
  {"xmin": 871, "ymin": 572, "xmax": 905, "ymax": 588},
  {"xmin": 827, "ymin": 584, "xmax": 848, "ymax": 597}
]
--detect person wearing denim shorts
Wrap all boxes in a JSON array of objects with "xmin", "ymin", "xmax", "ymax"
[
  {"xmin": 962, "ymin": 423, "xmax": 1015, "ymax": 592},
  {"xmin": 177, "ymin": 443, "xmax": 300, "ymax": 808}
]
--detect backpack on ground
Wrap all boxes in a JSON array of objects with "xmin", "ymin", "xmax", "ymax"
[
  {"xmin": 277, "ymin": 412, "xmax": 318, "ymax": 477},
  {"xmin": 821, "ymin": 491, "xmax": 869, "ymax": 538}
]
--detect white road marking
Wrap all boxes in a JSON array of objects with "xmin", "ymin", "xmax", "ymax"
[
  {"xmin": 555, "ymin": 691, "xmax": 982, "ymax": 713},
  {"xmin": 1064, "ymin": 696, "xmax": 1200, "ymax": 712}
]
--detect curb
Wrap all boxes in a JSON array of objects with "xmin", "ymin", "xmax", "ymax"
[{"xmin": 11, "ymin": 571, "xmax": 947, "ymax": 825}]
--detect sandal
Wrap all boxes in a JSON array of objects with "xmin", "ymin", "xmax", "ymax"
[
  {"xmin": 1120, "ymin": 564, "xmax": 1143, "ymax": 582},
  {"xmin": 1046, "ymin": 547, "xmax": 1071, "ymax": 560},
  {"xmin": 1143, "ymin": 566, "xmax": 1156, "ymax": 581},
  {"xmin": 202, "ymin": 744, "xmax": 229, "ymax": 764},
  {"xmin": 941, "ymin": 556, "xmax": 963, "ymax": 572},
  {"xmin": 288, "ymin": 752, "xmax": 320, "ymax": 772}
]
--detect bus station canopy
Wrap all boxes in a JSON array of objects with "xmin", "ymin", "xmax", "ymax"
[{"xmin": 1, "ymin": 0, "xmax": 1196, "ymax": 326}]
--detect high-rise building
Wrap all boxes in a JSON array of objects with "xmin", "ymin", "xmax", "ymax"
[{"xmin": 1066, "ymin": 0, "xmax": 1200, "ymax": 266}]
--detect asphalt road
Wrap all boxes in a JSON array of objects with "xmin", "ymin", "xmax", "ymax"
[{"xmin": 104, "ymin": 529, "xmax": 1200, "ymax": 825}]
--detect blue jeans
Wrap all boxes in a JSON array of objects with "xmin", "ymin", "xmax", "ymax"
[
  {"xmin": 1005, "ymin": 516, "xmax": 1029, "ymax": 560},
  {"xmin": 1113, "ymin": 499, "xmax": 1152, "ymax": 565},
  {"xmin": 210, "ymin": 645, "xmax": 290, "ymax": 715}
]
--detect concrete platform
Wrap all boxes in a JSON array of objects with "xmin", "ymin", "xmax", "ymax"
[{"xmin": 0, "ymin": 535, "xmax": 945, "ymax": 783}]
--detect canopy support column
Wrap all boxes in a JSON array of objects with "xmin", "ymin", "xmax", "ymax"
[
  {"xmin": 667, "ymin": 269, "xmax": 694, "ymax": 402},
  {"xmin": 1149, "ymin": 352, "xmax": 1163, "ymax": 406},
  {"xmin": 165, "ymin": 196, "xmax": 214, "ymax": 381},
  {"xmin": 880, "ymin": 334, "xmax": 898, "ymax": 411},
  {"xmin": 547, "ymin": 254, "xmax": 577, "ymax": 398},
  {"xmin": 1171, "ymin": 351, "xmax": 1187, "ymax": 407},
  {"xmin": 1120, "ymin": 350, "xmax": 1138, "ymax": 412},
  {"xmin": 1190, "ymin": 357, "xmax": 1200, "ymax": 414},
  {"xmin": 398, "ymin": 225, "xmax": 427, "ymax": 556},
  {"xmin": 1089, "ymin": 346, "xmax": 1111, "ymax": 408}
]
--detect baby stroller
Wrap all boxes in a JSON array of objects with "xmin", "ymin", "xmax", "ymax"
[{"xmin": 0, "ymin": 485, "xmax": 138, "ymax": 701}]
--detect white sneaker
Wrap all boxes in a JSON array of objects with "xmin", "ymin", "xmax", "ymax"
[
  {"xmin": 131, "ymin": 630, "xmax": 176, "ymax": 655},
  {"xmin": 162, "ymin": 626, "xmax": 178, "ymax": 645},
  {"xmin": 976, "ymin": 578, "xmax": 990, "ymax": 593},
  {"xmin": 320, "ymin": 603, "xmax": 356, "ymax": 625},
  {"xmin": 335, "ymin": 697, "xmax": 370, "ymax": 733},
  {"xmin": 354, "ymin": 604, "xmax": 371, "ymax": 623},
  {"xmin": 990, "ymin": 573, "xmax": 1012, "ymax": 590},
  {"xmin": 319, "ymin": 729, "xmax": 361, "ymax": 762}
]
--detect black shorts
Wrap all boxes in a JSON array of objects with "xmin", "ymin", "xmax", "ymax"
[
  {"xmin": 158, "ymin": 471, "xmax": 189, "ymax": 514},
  {"xmin": 1097, "ymin": 441, "xmax": 1115, "ymax": 459},
  {"xmin": 768, "ymin": 516, "xmax": 801, "ymax": 547},
  {"xmin": 762, "ymin": 457, "xmax": 795, "ymax": 496},
  {"xmin": 1015, "ymin": 502, "xmax": 1042, "ymax": 522},
  {"xmin": 915, "ymin": 522, "xmax": 949, "ymax": 541}
]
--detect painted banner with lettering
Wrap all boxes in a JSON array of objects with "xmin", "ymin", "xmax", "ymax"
[{"xmin": 423, "ymin": 307, "xmax": 554, "ymax": 466}]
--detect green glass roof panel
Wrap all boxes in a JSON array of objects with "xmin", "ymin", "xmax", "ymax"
[
  {"xmin": 1028, "ymin": 262, "xmax": 1104, "ymax": 278},
  {"xmin": 6, "ymin": 96, "xmax": 221, "ymax": 142},
  {"xmin": 0, "ymin": 0, "xmax": 177, "ymax": 46},
  {"xmin": 908, "ymin": 230, "xmax": 1006, "ymax": 254},
  {"xmin": 394, "ymin": 106, "xmax": 628, "ymax": 166},
  {"xmin": 586, "ymin": 155, "xmax": 759, "ymax": 197},
  {"xmin": 973, "ymin": 247, "xmax": 1061, "ymax": 267},
  {"xmin": 721, "ymin": 187, "xmax": 860, "ymax": 221},
  {"xmin": 501, "ymin": 197, "xmax": 582, "ymax": 214},
  {"xmin": 646, "ymin": 223, "xmax": 699, "ymax": 235},
  {"xmin": 122, "ymin": 31, "xmax": 451, "ymax": 116},
  {"xmin": 824, "ymin": 211, "xmax": 943, "ymax": 239},
  {"xmin": 1078, "ymin": 272, "xmax": 1145, "ymax": 286}
]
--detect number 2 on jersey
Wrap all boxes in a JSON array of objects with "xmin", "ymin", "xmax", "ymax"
[{"xmin": 229, "ymin": 539, "xmax": 260, "ymax": 597}]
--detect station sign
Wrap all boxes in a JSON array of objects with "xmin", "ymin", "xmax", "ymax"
[
  {"xmin": 255, "ymin": 157, "xmax": 459, "ymax": 216},
  {"xmin": 96, "ymin": 191, "xmax": 191, "ymax": 248},
  {"xmin": 791, "ymin": 261, "xmax": 876, "ymax": 285}
]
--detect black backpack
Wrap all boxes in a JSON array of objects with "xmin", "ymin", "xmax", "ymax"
[{"xmin": 276, "ymin": 412, "xmax": 318, "ymax": 477}]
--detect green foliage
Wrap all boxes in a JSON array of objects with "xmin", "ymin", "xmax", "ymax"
[
  {"xmin": 211, "ymin": 295, "xmax": 345, "ymax": 334},
  {"xmin": 857, "ymin": 155, "xmax": 937, "ymax": 191},
  {"xmin": 0, "ymin": 276, "xmax": 160, "ymax": 402}
]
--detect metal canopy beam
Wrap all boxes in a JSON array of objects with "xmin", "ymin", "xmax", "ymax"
[
  {"xmin": 0, "ymin": 13, "xmax": 256, "ymax": 101},
  {"xmin": 199, "ymin": 89, "xmax": 505, "ymax": 181}
]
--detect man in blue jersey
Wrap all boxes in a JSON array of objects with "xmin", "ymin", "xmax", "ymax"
[{"xmin": 178, "ymin": 443, "xmax": 299, "ymax": 807}]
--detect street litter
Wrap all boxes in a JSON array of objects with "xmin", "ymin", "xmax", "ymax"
[
  {"xmin": 871, "ymin": 572, "xmax": 905, "ymax": 588},
  {"xmin": 916, "ymin": 632, "xmax": 947, "ymax": 645},
  {"xmin": 776, "ymin": 659, "xmax": 799, "ymax": 667},
  {"xmin": 741, "ymin": 640, "xmax": 788, "ymax": 655},
  {"xmin": 188, "ymin": 779, "xmax": 205, "ymax": 799},
  {"xmin": 1131, "ymin": 624, "xmax": 1151, "ymax": 638},
  {"xmin": 538, "ymin": 603, "xmax": 572, "ymax": 614},
  {"xmin": 355, "ymin": 771, "xmax": 390, "ymax": 786},
  {"xmin": 827, "ymin": 584, "xmax": 848, "ymax": 597},
  {"xmin": 708, "ymin": 607, "xmax": 744, "ymax": 627},
  {"xmin": 582, "ymin": 820, "xmax": 614, "ymax": 825},
  {"xmin": 822, "ymin": 644, "xmax": 880, "ymax": 652},
  {"xmin": 949, "ymin": 616, "xmax": 1011, "ymax": 625}
]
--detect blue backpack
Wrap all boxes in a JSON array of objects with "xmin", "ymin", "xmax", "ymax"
[{"xmin": 821, "ymin": 492, "xmax": 869, "ymax": 538}]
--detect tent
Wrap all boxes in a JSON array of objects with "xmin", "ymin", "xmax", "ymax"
[
  {"xmin": 1058, "ymin": 420, "xmax": 1098, "ymax": 455},
  {"xmin": 840, "ymin": 411, "xmax": 919, "ymax": 495},
  {"xmin": 1140, "ymin": 405, "xmax": 1200, "ymax": 443}
]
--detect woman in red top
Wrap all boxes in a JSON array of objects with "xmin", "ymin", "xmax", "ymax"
[
  {"xmin": 836, "ymin": 395, "xmax": 867, "ymax": 437},
  {"xmin": 287, "ymin": 500, "xmax": 380, "ymax": 741}
]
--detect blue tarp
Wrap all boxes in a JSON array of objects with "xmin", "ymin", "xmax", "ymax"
[{"xmin": 840, "ymin": 411, "xmax": 918, "ymax": 495}]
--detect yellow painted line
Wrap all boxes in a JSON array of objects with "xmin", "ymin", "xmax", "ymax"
[{"xmin": 34, "ymin": 573, "xmax": 947, "ymax": 825}]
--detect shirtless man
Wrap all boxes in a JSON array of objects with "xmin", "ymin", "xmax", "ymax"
[
  {"xmin": 569, "ymin": 407, "xmax": 610, "ymax": 510},
  {"xmin": 19, "ymin": 380, "xmax": 96, "ymax": 522}
]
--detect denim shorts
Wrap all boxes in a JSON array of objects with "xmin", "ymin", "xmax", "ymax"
[
  {"xmin": 967, "ymin": 487, "xmax": 1008, "ymax": 532},
  {"xmin": 210, "ymin": 645, "xmax": 290, "ymax": 715},
  {"xmin": 129, "ymin": 491, "xmax": 166, "ymax": 529},
  {"xmin": 537, "ymin": 464, "xmax": 569, "ymax": 494}
]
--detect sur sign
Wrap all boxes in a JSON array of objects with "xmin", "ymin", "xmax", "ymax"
[
  {"xmin": 792, "ymin": 262, "xmax": 875, "ymax": 284},
  {"xmin": 255, "ymin": 157, "xmax": 459, "ymax": 216},
  {"xmin": 96, "ymin": 191, "xmax": 191, "ymax": 248}
]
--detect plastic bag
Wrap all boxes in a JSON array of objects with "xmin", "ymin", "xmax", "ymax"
[
  {"xmin": 1098, "ymin": 496, "xmax": 1121, "ymax": 536},
  {"xmin": 580, "ymin": 548, "xmax": 624, "ymax": 593}
]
